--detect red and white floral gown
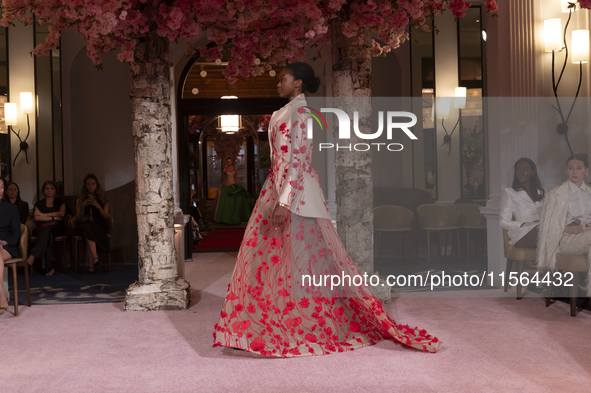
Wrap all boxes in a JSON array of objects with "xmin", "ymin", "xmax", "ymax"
[{"xmin": 213, "ymin": 94, "xmax": 441, "ymax": 356}]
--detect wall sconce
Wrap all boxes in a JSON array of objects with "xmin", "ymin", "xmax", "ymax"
[
  {"xmin": 454, "ymin": 87, "xmax": 467, "ymax": 110},
  {"xmin": 438, "ymin": 89, "xmax": 465, "ymax": 157},
  {"xmin": 561, "ymin": 0, "xmax": 579, "ymax": 13},
  {"xmin": 218, "ymin": 115, "xmax": 241, "ymax": 134},
  {"xmin": 544, "ymin": 3, "xmax": 588, "ymax": 155},
  {"xmin": 4, "ymin": 92, "xmax": 34, "ymax": 166}
]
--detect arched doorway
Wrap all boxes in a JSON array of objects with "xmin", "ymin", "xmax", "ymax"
[{"xmin": 176, "ymin": 58, "xmax": 287, "ymax": 222}]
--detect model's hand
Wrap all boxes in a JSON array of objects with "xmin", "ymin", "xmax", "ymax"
[
  {"xmin": 0, "ymin": 240, "xmax": 7, "ymax": 246},
  {"xmin": 272, "ymin": 205, "xmax": 289, "ymax": 228},
  {"xmin": 565, "ymin": 224, "xmax": 590, "ymax": 234}
]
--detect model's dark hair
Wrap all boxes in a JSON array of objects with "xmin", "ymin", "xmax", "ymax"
[
  {"xmin": 284, "ymin": 62, "xmax": 321, "ymax": 94},
  {"xmin": 2, "ymin": 181, "xmax": 22, "ymax": 204},
  {"xmin": 41, "ymin": 180, "xmax": 57, "ymax": 196},
  {"xmin": 512, "ymin": 158, "xmax": 545, "ymax": 202},
  {"xmin": 79, "ymin": 173, "xmax": 108, "ymax": 206},
  {"xmin": 566, "ymin": 153, "xmax": 589, "ymax": 168}
]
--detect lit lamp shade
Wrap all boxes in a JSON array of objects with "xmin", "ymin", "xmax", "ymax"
[
  {"xmin": 219, "ymin": 115, "xmax": 240, "ymax": 134},
  {"xmin": 561, "ymin": 0, "xmax": 578, "ymax": 13},
  {"xmin": 544, "ymin": 19, "xmax": 562, "ymax": 52},
  {"xmin": 4, "ymin": 102, "xmax": 17, "ymax": 126},
  {"xmin": 20, "ymin": 92, "xmax": 34, "ymax": 114},
  {"xmin": 572, "ymin": 30, "xmax": 590, "ymax": 63},
  {"xmin": 454, "ymin": 87, "xmax": 467, "ymax": 109},
  {"xmin": 437, "ymin": 98, "xmax": 450, "ymax": 119}
]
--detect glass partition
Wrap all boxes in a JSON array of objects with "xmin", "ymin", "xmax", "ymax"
[{"xmin": 458, "ymin": 7, "xmax": 486, "ymax": 199}]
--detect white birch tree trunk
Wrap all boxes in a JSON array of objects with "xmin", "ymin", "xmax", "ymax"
[
  {"xmin": 330, "ymin": 17, "xmax": 374, "ymax": 275},
  {"xmin": 125, "ymin": 36, "xmax": 190, "ymax": 311}
]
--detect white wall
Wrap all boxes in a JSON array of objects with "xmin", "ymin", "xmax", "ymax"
[
  {"xmin": 434, "ymin": 11, "xmax": 461, "ymax": 205},
  {"xmin": 61, "ymin": 28, "xmax": 134, "ymax": 193}
]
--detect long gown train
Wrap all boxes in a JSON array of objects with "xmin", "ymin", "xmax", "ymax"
[{"xmin": 213, "ymin": 94, "xmax": 440, "ymax": 357}]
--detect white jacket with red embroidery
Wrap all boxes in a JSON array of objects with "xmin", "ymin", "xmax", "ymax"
[{"xmin": 268, "ymin": 94, "xmax": 330, "ymax": 219}]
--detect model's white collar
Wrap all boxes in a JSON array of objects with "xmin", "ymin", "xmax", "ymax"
[{"xmin": 568, "ymin": 180, "xmax": 590, "ymax": 194}]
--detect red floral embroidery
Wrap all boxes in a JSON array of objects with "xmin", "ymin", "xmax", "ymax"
[
  {"xmin": 213, "ymin": 97, "xmax": 441, "ymax": 357},
  {"xmin": 250, "ymin": 337, "xmax": 266, "ymax": 351}
]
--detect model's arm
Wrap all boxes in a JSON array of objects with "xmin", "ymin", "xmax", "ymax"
[
  {"xmin": 53, "ymin": 203, "xmax": 66, "ymax": 219},
  {"xmin": 276, "ymin": 106, "xmax": 310, "ymax": 208},
  {"xmin": 499, "ymin": 189, "xmax": 524, "ymax": 231},
  {"xmin": 90, "ymin": 198, "xmax": 109, "ymax": 220},
  {"xmin": 34, "ymin": 205, "xmax": 59, "ymax": 222},
  {"xmin": 99, "ymin": 202, "xmax": 110, "ymax": 219}
]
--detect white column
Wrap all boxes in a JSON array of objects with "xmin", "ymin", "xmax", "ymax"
[
  {"xmin": 169, "ymin": 64, "xmax": 183, "ymax": 217},
  {"xmin": 483, "ymin": 0, "xmax": 540, "ymax": 284},
  {"xmin": 8, "ymin": 23, "xmax": 36, "ymax": 203},
  {"xmin": 324, "ymin": 46, "xmax": 337, "ymax": 220}
]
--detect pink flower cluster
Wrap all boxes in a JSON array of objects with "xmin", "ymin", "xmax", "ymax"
[{"xmin": 0, "ymin": 0, "xmax": 498, "ymax": 81}]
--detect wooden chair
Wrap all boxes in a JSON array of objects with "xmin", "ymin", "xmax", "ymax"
[
  {"xmin": 544, "ymin": 253, "xmax": 587, "ymax": 317},
  {"xmin": 373, "ymin": 205, "xmax": 414, "ymax": 257},
  {"xmin": 4, "ymin": 224, "xmax": 31, "ymax": 316},
  {"xmin": 502, "ymin": 229, "xmax": 536, "ymax": 300},
  {"xmin": 417, "ymin": 204, "xmax": 461, "ymax": 264},
  {"xmin": 455, "ymin": 203, "xmax": 487, "ymax": 263},
  {"xmin": 374, "ymin": 188, "xmax": 434, "ymax": 258}
]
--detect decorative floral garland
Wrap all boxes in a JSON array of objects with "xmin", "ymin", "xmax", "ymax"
[{"xmin": 1, "ymin": 1, "xmax": 499, "ymax": 83}]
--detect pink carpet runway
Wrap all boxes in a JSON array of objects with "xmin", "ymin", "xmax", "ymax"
[{"xmin": 1, "ymin": 252, "xmax": 590, "ymax": 392}]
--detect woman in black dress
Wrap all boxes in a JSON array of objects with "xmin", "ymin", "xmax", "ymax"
[
  {"xmin": 2, "ymin": 182, "xmax": 30, "ymax": 224},
  {"xmin": 74, "ymin": 174, "xmax": 110, "ymax": 273},
  {"xmin": 27, "ymin": 181, "xmax": 66, "ymax": 276},
  {"xmin": 0, "ymin": 178, "xmax": 21, "ymax": 314}
]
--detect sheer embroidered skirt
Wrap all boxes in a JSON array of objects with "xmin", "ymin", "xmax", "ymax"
[{"xmin": 213, "ymin": 178, "xmax": 441, "ymax": 357}]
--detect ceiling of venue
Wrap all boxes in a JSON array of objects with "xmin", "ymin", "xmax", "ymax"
[{"xmin": 182, "ymin": 62, "xmax": 284, "ymax": 99}]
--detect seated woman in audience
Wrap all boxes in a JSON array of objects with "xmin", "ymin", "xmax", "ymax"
[
  {"xmin": 27, "ymin": 181, "xmax": 66, "ymax": 276},
  {"xmin": 2, "ymin": 182, "xmax": 30, "ymax": 224},
  {"xmin": 538, "ymin": 153, "xmax": 591, "ymax": 296},
  {"xmin": 74, "ymin": 174, "xmax": 110, "ymax": 274},
  {"xmin": 0, "ymin": 178, "xmax": 21, "ymax": 314},
  {"xmin": 500, "ymin": 158, "xmax": 545, "ymax": 248}
]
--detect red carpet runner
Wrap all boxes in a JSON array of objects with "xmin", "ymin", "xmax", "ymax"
[{"xmin": 193, "ymin": 228, "xmax": 245, "ymax": 252}]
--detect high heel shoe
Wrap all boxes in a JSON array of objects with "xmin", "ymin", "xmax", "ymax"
[
  {"xmin": 89, "ymin": 257, "xmax": 100, "ymax": 274},
  {"xmin": 0, "ymin": 305, "xmax": 8, "ymax": 315}
]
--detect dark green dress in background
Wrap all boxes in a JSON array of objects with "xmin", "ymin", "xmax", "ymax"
[{"xmin": 214, "ymin": 170, "xmax": 252, "ymax": 225}]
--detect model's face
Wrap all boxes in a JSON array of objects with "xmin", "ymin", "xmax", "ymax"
[
  {"xmin": 85, "ymin": 179, "xmax": 97, "ymax": 193},
  {"xmin": 277, "ymin": 69, "xmax": 301, "ymax": 98},
  {"xmin": 226, "ymin": 159, "xmax": 233, "ymax": 166},
  {"xmin": 566, "ymin": 159, "xmax": 589, "ymax": 186},
  {"xmin": 6, "ymin": 184, "xmax": 18, "ymax": 199},
  {"xmin": 44, "ymin": 184, "xmax": 56, "ymax": 197},
  {"xmin": 515, "ymin": 161, "xmax": 533, "ymax": 185}
]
